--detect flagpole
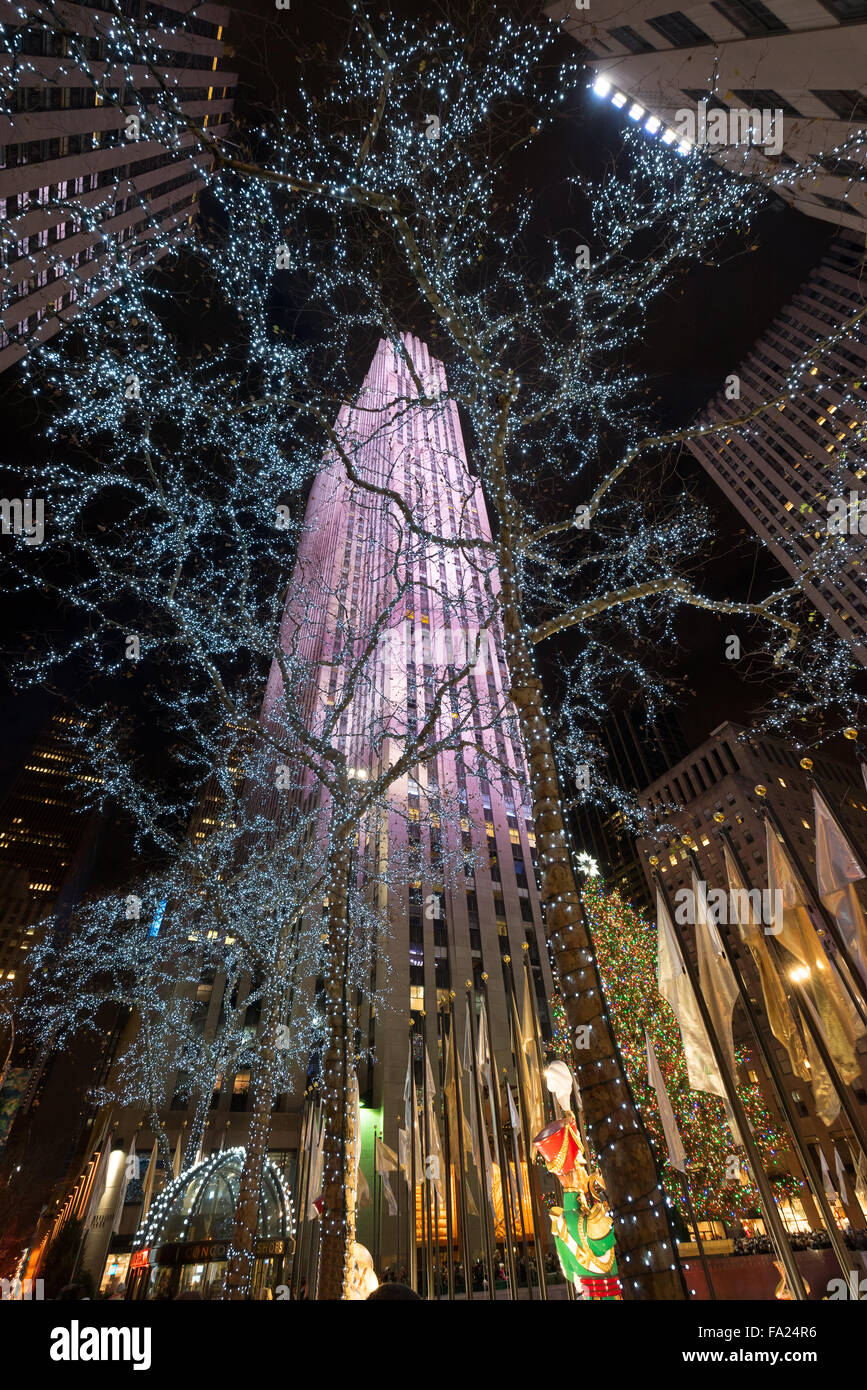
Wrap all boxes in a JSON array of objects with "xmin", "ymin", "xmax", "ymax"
[
  {"xmin": 759, "ymin": 793, "xmax": 867, "ymax": 1020},
  {"xmin": 448, "ymin": 1000, "xmax": 475, "ymax": 1299},
  {"xmin": 501, "ymin": 1001, "xmax": 534, "ymax": 1302},
  {"xmin": 505, "ymin": 955, "xmax": 548, "ymax": 1299},
  {"xmin": 374, "ymin": 1129, "xmax": 382, "ymax": 1277},
  {"xmin": 480, "ymin": 987, "xmax": 519, "ymax": 1299},
  {"xmin": 465, "ymin": 985, "xmax": 498, "ymax": 1300},
  {"xmin": 395, "ymin": 1116, "xmax": 403, "ymax": 1285},
  {"xmin": 437, "ymin": 1009, "xmax": 456, "ymax": 1301},
  {"xmin": 291, "ymin": 1095, "xmax": 311, "ymax": 1299},
  {"xmin": 695, "ymin": 834, "xmax": 853, "ymax": 1284},
  {"xmin": 652, "ymin": 865, "xmax": 808, "ymax": 1300},
  {"xmin": 419, "ymin": 1028, "xmax": 433, "ymax": 1295},
  {"xmin": 521, "ymin": 951, "xmax": 554, "ymax": 1296},
  {"xmin": 407, "ymin": 1030, "xmax": 419, "ymax": 1295},
  {"xmin": 677, "ymin": 1170, "xmax": 717, "ymax": 1300}
]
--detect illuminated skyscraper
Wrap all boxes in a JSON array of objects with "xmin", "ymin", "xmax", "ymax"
[{"xmin": 270, "ymin": 335, "xmax": 554, "ymax": 1127}]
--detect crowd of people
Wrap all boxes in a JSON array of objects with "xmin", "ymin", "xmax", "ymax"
[{"xmin": 733, "ymin": 1228, "xmax": 867, "ymax": 1255}]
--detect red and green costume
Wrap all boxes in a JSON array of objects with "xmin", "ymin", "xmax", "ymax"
[{"xmin": 550, "ymin": 1191, "xmax": 622, "ymax": 1300}]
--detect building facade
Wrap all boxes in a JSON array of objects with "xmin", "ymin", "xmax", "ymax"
[
  {"xmin": 0, "ymin": 707, "xmax": 104, "ymax": 985},
  {"xmin": 550, "ymin": 0, "xmax": 867, "ymax": 231},
  {"xmin": 684, "ymin": 231, "xmax": 867, "ymax": 658},
  {"xmin": 0, "ymin": 0, "xmax": 237, "ymax": 373}
]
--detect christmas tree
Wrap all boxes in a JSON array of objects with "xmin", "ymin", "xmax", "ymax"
[{"xmin": 549, "ymin": 880, "xmax": 799, "ymax": 1224}]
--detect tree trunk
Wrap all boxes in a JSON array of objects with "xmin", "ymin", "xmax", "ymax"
[
  {"xmin": 183, "ymin": 1089, "xmax": 210, "ymax": 1170},
  {"xmin": 506, "ymin": 645, "xmax": 684, "ymax": 1300},
  {"xmin": 147, "ymin": 1111, "xmax": 172, "ymax": 1170},
  {"xmin": 223, "ymin": 977, "xmax": 283, "ymax": 1300},
  {"xmin": 315, "ymin": 840, "xmax": 355, "ymax": 1300}
]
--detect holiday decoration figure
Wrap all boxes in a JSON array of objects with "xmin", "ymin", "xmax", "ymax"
[{"xmin": 534, "ymin": 1104, "xmax": 622, "ymax": 1300}]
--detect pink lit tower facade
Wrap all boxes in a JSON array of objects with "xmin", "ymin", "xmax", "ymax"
[{"xmin": 268, "ymin": 334, "xmax": 555, "ymax": 1235}]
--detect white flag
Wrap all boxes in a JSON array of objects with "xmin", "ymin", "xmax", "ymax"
[
  {"xmin": 424, "ymin": 1048, "xmax": 446, "ymax": 1208},
  {"xmin": 813, "ymin": 788, "xmax": 867, "ymax": 978},
  {"xmin": 82, "ymin": 1130, "xmax": 113, "ymax": 1235},
  {"xmin": 657, "ymin": 888, "xmax": 724, "ymax": 1097},
  {"xmin": 475, "ymin": 1004, "xmax": 497, "ymax": 1205},
  {"xmin": 307, "ymin": 1106, "xmax": 325, "ymax": 1217},
  {"xmin": 375, "ymin": 1136, "xmax": 399, "ymax": 1217},
  {"xmin": 112, "ymin": 1135, "xmax": 137, "ymax": 1235},
  {"xmin": 819, "ymin": 1147, "xmax": 837, "ymax": 1205},
  {"xmin": 766, "ymin": 820, "xmax": 864, "ymax": 1080},
  {"xmin": 140, "ymin": 1140, "xmax": 159, "ymax": 1221},
  {"xmin": 853, "ymin": 1145, "xmax": 867, "ymax": 1218},
  {"xmin": 404, "ymin": 1039, "xmax": 422, "ymax": 1181},
  {"xmin": 645, "ymin": 1029, "xmax": 686, "ymax": 1173},
  {"xmin": 172, "ymin": 1130, "xmax": 183, "ymax": 1180},
  {"xmin": 833, "ymin": 1144, "xmax": 850, "ymax": 1206},
  {"xmin": 694, "ymin": 870, "xmax": 739, "ymax": 1080}
]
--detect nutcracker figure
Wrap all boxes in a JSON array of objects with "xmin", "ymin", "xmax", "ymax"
[{"xmin": 533, "ymin": 1114, "xmax": 622, "ymax": 1301}]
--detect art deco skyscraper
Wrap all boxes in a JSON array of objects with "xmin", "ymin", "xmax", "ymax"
[
  {"xmin": 266, "ymin": 334, "xmax": 554, "ymax": 1139},
  {"xmin": 0, "ymin": 0, "xmax": 237, "ymax": 373}
]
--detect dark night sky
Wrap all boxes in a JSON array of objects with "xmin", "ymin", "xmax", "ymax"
[{"xmin": 0, "ymin": 0, "xmax": 840, "ymax": 794}]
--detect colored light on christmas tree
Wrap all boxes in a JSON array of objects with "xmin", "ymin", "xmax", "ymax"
[{"xmin": 551, "ymin": 880, "xmax": 799, "ymax": 1222}]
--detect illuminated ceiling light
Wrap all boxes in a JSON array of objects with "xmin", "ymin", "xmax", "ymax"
[
  {"xmin": 611, "ymin": 92, "xmax": 628, "ymax": 109},
  {"xmin": 645, "ymin": 116, "xmax": 662, "ymax": 134},
  {"xmin": 676, "ymin": 140, "xmax": 692, "ymax": 155},
  {"xmin": 628, "ymin": 103, "xmax": 645, "ymax": 121},
  {"xmin": 592, "ymin": 76, "xmax": 612, "ymax": 98},
  {"xmin": 661, "ymin": 128, "xmax": 677, "ymax": 145}
]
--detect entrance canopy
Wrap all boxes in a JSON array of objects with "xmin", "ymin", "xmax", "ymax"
[{"xmin": 134, "ymin": 1146, "xmax": 294, "ymax": 1252}]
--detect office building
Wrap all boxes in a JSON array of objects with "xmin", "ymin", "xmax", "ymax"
[
  {"xmin": 0, "ymin": 0, "xmax": 237, "ymax": 372},
  {"xmin": 550, "ymin": 0, "xmax": 867, "ymax": 230}
]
